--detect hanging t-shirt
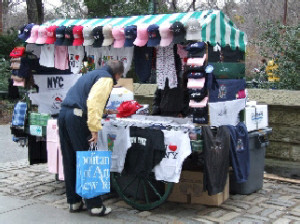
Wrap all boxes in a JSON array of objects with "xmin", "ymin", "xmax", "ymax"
[
  {"xmin": 98, "ymin": 47, "xmax": 134, "ymax": 77},
  {"xmin": 209, "ymin": 98, "xmax": 246, "ymax": 127},
  {"xmin": 202, "ymin": 126, "xmax": 230, "ymax": 195},
  {"xmin": 125, "ymin": 127, "xmax": 165, "ymax": 176},
  {"xmin": 29, "ymin": 74, "xmax": 81, "ymax": 114},
  {"xmin": 54, "ymin": 46, "xmax": 69, "ymax": 70},
  {"xmin": 154, "ymin": 130, "xmax": 191, "ymax": 183},
  {"xmin": 84, "ymin": 46, "xmax": 101, "ymax": 71},
  {"xmin": 226, "ymin": 122, "xmax": 250, "ymax": 183},
  {"xmin": 26, "ymin": 44, "xmax": 41, "ymax": 58},
  {"xmin": 39, "ymin": 44, "xmax": 55, "ymax": 67},
  {"xmin": 68, "ymin": 46, "xmax": 85, "ymax": 74},
  {"xmin": 156, "ymin": 44, "xmax": 178, "ymax": 89},
  {"xmin": 97, "ymin": 124, "xmax": 132, "ymax": 173},
  {"xmin": 209, "ymin": 79, "xmax": 246, "ymax": 102},
  {"xmin": 134, "ymin": 46, "xmax": 153, "ymax": 83}
]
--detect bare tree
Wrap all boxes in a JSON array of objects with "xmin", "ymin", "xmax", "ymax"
[{"xmin": 26, "ymin": 0, "xmax": 44, "ymax": 24}]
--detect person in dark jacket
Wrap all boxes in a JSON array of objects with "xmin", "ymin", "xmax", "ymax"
[{"xmin": 59, "ymin": 60, "xmax": 124, "ymax": 217}]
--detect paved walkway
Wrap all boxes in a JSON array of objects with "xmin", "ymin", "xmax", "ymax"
[{"xmin": 0, "ymin": 159, "xmax": 300, "ymax": 223}]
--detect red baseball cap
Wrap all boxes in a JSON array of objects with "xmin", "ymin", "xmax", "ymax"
[
  {"xmin": 45, "ymin": 25, "xmax": 58, "ymax": 44},
  {"xmin": 117, "ymin": 100, "xmax": 143, "ymax": 118},
  {"xmin": 73, "ymin": 25, "xmax": 84, "ymax": 46}
]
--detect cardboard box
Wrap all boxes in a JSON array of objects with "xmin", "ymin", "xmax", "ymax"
[
  {"xmin": 106, "ymin": 87, "xmax": 134, "ymax": 110},
  {"xmin": 167, "ymin": 171, "xmax": 229, "ymax": 206},
  {"xmin": 256, "ymin": 105, "xmax": 268, "ymax": 129},
  {"xmin": 244, "ymin": 106, "xmax": 257, "ymax": 132}
]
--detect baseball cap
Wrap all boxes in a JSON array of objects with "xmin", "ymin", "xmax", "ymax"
[
  {"xmin": 186, "ymin": 42, "xmax": 206, "ymax": 57},
  {"xmin": 83, "ymin": 26, "xmax": 94, "ymax": 46},
  {"xmin": 170, "ymin": 21, "xmax": 186, "ymax": 44},
  {"xmin": 18, "ymin": 23, "xmax": 35, "ymax": 41},
  {"xmin": 112, "ymin": 27, "xmax": 125, "ymax": 48},
  {"xmin": 92, "ymin": 26, "xmax": 104, "ymax": 48},
  {"xmin": 54, "ymin": 26, "xmax": 66, "ymax": 46},
  {"xmin": 147, "ymin": 24, "xmax": 161, "ymax": 47},
  {"xmin": 26, "ymin": 25, "xmax": 40, "ymax": 43},
  {"xmin": 45, "ymin": 25, "xmax": 58, "ymax": 44},
  {"xmin": 187, "ymin": 55, "xmax": 207, "ymax": 67},
  {"xmin": 185, "ymin": 18, "xmax": 201, "ymax": 41},
  {"xmin": 133, "ymin": 25, "xmax": 149, "ymax": 47},
  {"xmin": 35, "ymin": 26, "xmax": 48, "ymax": 45},
  {"xmin": 187, "ymin": 77, "xmax": 206, "ymax": 89},
  {"xmin": 62, "ymin": 25, "xmax": 75, "ymax": 46},
  {"xmin": 9, "ymin": 47, "xmax": 25, "ymax": 58},
  {"xmin": 18, "ymin": 24, "xmax": 27, "ymax": 37},
  {"xmin": 187, "ymin": 72, "xmax": 206, "ymax": 79},
  {"xmin": 159, "ymin": 24, "xmax": 173, "ymax": 47},
  {"xmin": 102, "ymin": 24, "xmax": 114, "ymax": 46},
  {"xmin": 124, "ymin": 25, "xmax": 137, "ymax": 47},
  {"xmin": 73, "ymin": 25, "xmax": 84, "ymax": 46},
  {"xmin": 117, "ymin": 100, "xmax": 143, "ymax": 118},
  {"xmin": 189, "ymin": 97, "xmax": 208, "ymax": 108}
]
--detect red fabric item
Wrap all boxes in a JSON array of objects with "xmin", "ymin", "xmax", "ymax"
[
  {"xmin": 237, "ymin": 89, "xmax": 246, "ymax": 99},
  {"xmin": 9, "ymin": 47, "xmax": 25, "ymax": 58},
  {"xmin": 117, "ymin": 100, "xmax": 143, "ymax": 118}
]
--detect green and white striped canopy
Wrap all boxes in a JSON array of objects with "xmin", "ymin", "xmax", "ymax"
[{"xmin": 44, "ymin": 10, "xmax": 247, "ymax": 51}]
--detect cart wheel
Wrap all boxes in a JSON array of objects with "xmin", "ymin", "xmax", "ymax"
[{"xmin": 111, "ymin": 172, "xmax": 174, "ymax": 211}]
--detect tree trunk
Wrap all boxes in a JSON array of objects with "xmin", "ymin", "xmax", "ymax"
[
  {"xmin": 26, "ymin": 0, "xmax": 44, "ymax": 24},
  {"xmin": 0, "ymin": 0, "xmax": 3, "ymax": 34}
]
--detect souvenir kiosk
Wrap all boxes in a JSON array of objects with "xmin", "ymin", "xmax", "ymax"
[{"xmin": 10, "ymin": 10, "xmax": 270, "ymax": 211}]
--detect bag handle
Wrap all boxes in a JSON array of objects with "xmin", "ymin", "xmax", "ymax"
[{"xmin": 89, "ymin": 142, "xmax": 98, "ymax": 151}]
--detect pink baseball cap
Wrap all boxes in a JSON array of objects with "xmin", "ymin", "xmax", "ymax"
[
  {"xmin": 133, "ymin": 25, "xmax": 149, "ymax": 47},
  {"xmin": 112, "ymin": 27, "xmax": 125, "ymax": 48},
  {"xmin": 26, "ymin": 25, "xmax": 40, "ymax": 43},
  {"xmin": 187, "ymin": 77, "xmax": 206, "ymax": 89},
  {"xmin": 73, "ymin": 25, "xmax": 84, "ymax": 46},
  {"xmin": 189, "ymin": 97, "xmax": 208, "ymax": 108},
  {"xmin": 187, "ymin": 55, "xmax": 207, "ymax": 67},
  {"xmin": 159, "ymin": 24, "xmax": 173, "ymax": 47},
  {"xmin": 35, "ymin": 26, "xmax": 48, "ymax": 44}
]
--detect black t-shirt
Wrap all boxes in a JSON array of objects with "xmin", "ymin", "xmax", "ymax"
[
  {"xmin": 202, "ymin": 126, "xmax": 230, "ymax": 195},
  {"xmin": 125, "ymin": 127, "xmax": 165, "ymax": 177}
]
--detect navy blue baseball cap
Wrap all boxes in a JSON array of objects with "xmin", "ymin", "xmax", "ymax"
[
  {"xmin": 62, "ymin": 25, "xmax": 75, "ymax": 46},
  {"xmin": 124, "ymin": 25, "xmax": 137, "ymax": 47},
  {"xmin": 18, "ymin": 23, "xmax": 35, "ymax": 41},
  {"xmin": 147, "ymin": 24, "xmax": 161, "ymax": 47},
  {"xmin": 54, "ymin": 26, "xmax": 66, "ymax": 46},
  {"xmin": 186, "ymin": 42, "xmax": 206, "ymax": 57},
  {"xmin": 92, "ymin": 26, "xmax": 104, "ymax": 48}
]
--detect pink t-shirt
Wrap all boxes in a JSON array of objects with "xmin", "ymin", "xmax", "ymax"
[{"xmin": 55, "ymin": 46, "xmax": 69, "ymax": 70}]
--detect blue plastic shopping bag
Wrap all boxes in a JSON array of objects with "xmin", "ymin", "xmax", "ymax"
[{"xmin": 76, "ymin": 148, "xmax": 112, "ymax": 199}]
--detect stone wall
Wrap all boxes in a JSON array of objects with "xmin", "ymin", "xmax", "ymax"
[{"xmin": 134, "ymin": 85, "xmax": 300, "ymax": 162}]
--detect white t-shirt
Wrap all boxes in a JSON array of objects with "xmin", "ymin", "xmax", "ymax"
[
  {"xmin": 209, "ymin": 98, "xmax": 246, "ymax": 127},
  {"xmin": 68, "ymin": 46, "xmax": 85, "ymax": 74},
  {"xmin": 26, "ymin": 44, "xmax": 41, "ymax": 58},
  {"xmin": 54, "ymin": 46, "xmax": 69, "ymax": 70},
  {"xmin": 85, "ymin": 46, "xmax": 102, "ymax": 70},
  {"xmin": 154, "ymin": 130, "xmax": 192, "ymax": 183},
  {"xmin": 40, "ymin": 44, "xmax": 55, "ymax": 67},
  {"xmin": 98, "ymin": 47, "xmax": 134, "ymax": 77},
  {"xmin": 97, "ymin": 124, "xmax": 132, "ymax": 173},
  {"xmin": 29, "ymin": 74, "xmax": 81, "ymax": 114}
]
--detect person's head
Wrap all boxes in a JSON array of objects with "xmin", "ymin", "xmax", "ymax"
[{"xmin": 106, "ymin": 60, "xmax": 124, "ymax": 81}]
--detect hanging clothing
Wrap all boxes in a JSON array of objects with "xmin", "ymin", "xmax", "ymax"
[
  {"xmin": 97, "ymin": 124, "xmax": 132, "ymax": 173},
  {"xmin": 208, "ymin": 98, "xmax": 246, "ymax": 127},
  {"xmin": 68, "ymin": 46, "xmax": 85, "ymax": 74},
  {"xmin": 156, "ymin": 44, "xmax": 178, "ymax": 89},
  {"xmin": 84, "ymin": 46, "xmax": 101, "ymax": 71},
  {"xmin": 39, "ymin": 44, "xmax": 55, "ymax": 68},
  {"xmin": 226, "ymin": 122, "xmax": 250, "ymax": 183},
  {"xmin": 202, "ymin": 126, "xmax": 230, "ymax": 195},
  {"xmin": 154, "ymin": 130, "xmax": 192, "ymax": 183},
  {"xmin": 54, "ymin": 46, "xmax": 69, "ymax": 70},
  {"xmin": 134, "ymin": 46, "xmax": 153, "ymax": 83},
  {"xmin": 26, "ymin": 43, "xmax": 41, "ymax": 58},
  {"xmin": 125, "ymin": 127, "xmax": 165, "ymax": 177}
]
